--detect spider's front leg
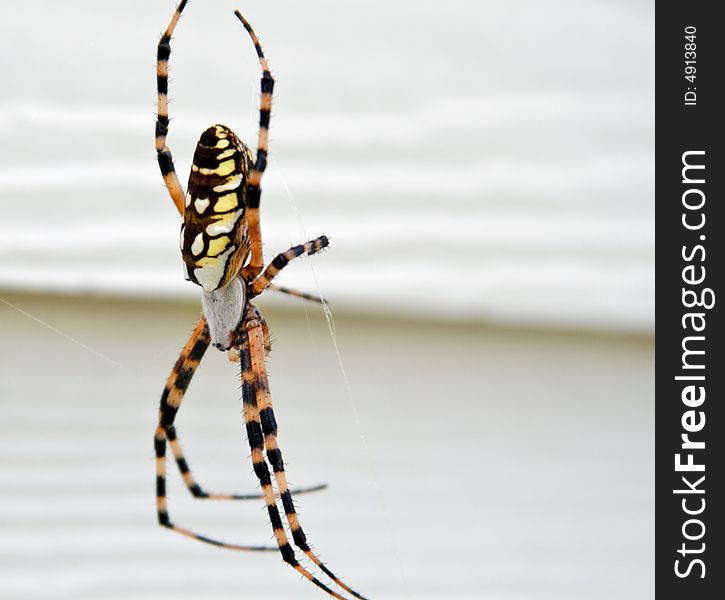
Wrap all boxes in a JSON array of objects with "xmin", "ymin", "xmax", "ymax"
[{"xmin": 155, "ymin": 0, "xmax": 188, "ymax": 216}]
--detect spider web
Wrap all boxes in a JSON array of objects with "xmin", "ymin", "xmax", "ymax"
[{"xmin": 0, "ymin": 296, "xmax": 129, "ymax": 372}]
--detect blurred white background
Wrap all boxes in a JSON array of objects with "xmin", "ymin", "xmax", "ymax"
[{"xmin": 1, "ymin": 2, "xmax": 654, "ymax": 599}]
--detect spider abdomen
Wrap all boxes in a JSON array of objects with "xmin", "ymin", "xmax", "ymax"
[{"xmin": 181, "ymin": 124, "xmax": 253, "ymax": 291}]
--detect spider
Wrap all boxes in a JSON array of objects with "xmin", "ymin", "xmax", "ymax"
[{"xmin": 153, "ymin": 3, "xmax": 367, "ymax": 599}]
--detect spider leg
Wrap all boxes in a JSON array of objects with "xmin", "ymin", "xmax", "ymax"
[
  {"xmin": 155, "ymin": 315, "xmax": 275, "ymax": 552},
  {"xmin": 168, "ymin": 425, "xmax": 327, "ymax": 500},
  {"xmin": 248, "ymin": 236, "xmax": 329, "ymax": 298},
  {"xmin": 235, "ymin": 11, "xmax": 274, "ymax": 282},
  {"xmin": 242, "ymin": 306, "xmax": 368, "ymax": 600},
  {"xmin": 155, "ymin": 0, "xmax": 189, "ymax": 216},
  {"xmin": 268, "ymin": 284, "xmax": 327, "ymax": 305},
  {"xmin": 239, "ymin": 324, "xmax": 350, "ymax": 600}
]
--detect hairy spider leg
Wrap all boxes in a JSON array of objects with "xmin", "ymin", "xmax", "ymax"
[
  {"xmin": 268, "ymin": 284, "xmax": 326, "ymax": 305},
  {"xmin": 155, "ymin": 0, "xmax": 189, "ymax": 216},
  {"xmin": 154, "ymin": 315, "xmax": 276, "ymax": 551},
  {"xmin": 157, "ymin": 316, "xmax": 326, "ymax": 501},
  {"xmin": 170, "ymin": 419, "xmax": 327, "ymax": 500},
  {"xmin": 235, "ymin": 11, "xmax": 273, "ymax": 283},
  {"xmin": 239, "ymin": 317, "xmax": 353, "ymax": 600},
  {"xmin": 243, "ymin": 305, "xmax": 369, "ymax": 600},
  {"xmin": 249, "ymin": 236, "xmax": 329, "ymax": 298}
]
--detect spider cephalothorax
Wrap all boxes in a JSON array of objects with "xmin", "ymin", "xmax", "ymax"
[{"xmin": 152, "ymin": 2, "xmax": 366, "ymax": 599}]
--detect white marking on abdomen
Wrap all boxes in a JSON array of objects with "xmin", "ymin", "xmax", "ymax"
[
  {"xmin": 191, "ymin": 232, "xmax": 204, "ymax": 256},
  {"xmin": 213, "ymin": 174, "xmax": 242, "ymax": 193},
  {"xmin": 206, "ymin": 209, "xmax": 243, "ymax": 236},
  {"xmin": 194, "ymin": 245, "xmax": 236, "ymax": 291},
  {"xmin": 194, "ymin": 197, "xmax": 210, "ymax": 213}
]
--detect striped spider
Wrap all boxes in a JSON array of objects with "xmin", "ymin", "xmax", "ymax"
[{"xmin": 153, "ymin": 3, "xmax": 366, "ymax": 599}]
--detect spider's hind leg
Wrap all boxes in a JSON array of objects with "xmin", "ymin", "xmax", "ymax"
[
  {"xmin": 158, "ymin": 316, "xmax": 326, "ymax": 505},
  {"xmin": 170, "ymin": 423, "xmax": 327, "ymax": 500},
  {"xmin": 240, "ymin": 305, "xmax": 368, "ymax": 600},
  {"xmin": 154, "ymin": 316, "xmax": 273, "ymax": 552}
]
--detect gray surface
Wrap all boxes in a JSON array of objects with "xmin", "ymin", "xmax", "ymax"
[
  {"xmin": 0, "ymin": 0, "xmax": 654, "ymax": 332},
  {"xmin": 1, "ymin": 293, "xmax": 653, "ymax": 599}
]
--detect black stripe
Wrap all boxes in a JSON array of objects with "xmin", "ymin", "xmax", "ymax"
[
  {"xmin": 291, "ymin": 527, "xmax": 309, "ymax": 551},
  {"xmin": 161, "ymin": 404, "xmax": 178, "ymax": 427},
  {"xmin": 272, "ymin": 254, "xmax": 288, "ymax": 270},
  {"xmin": 154, "ymin": 435, "xmax": 166, "ymax": 456},
  {"xmin": 159, "ymin": 387, "xmax": 170, "ymax": 405},
  {"xmin": 157, "ymin": 75, "xmax": 168, "ymax": 95},
  {"xmin": 246, "ymin": 187, "xmax": 261, "ymax": 209},
  {"xmin": 156, "ymin": 475, "xmax": 166, "ymax": 496},
  {"xmin": 158, "ymin": 510, "xmax": 170, "ymax": 526},
  {"xmin": 259, "ymin": 406, "xmax": 278, "ymax": 434},
  {"xmin": 165, "ymin": 425, "xmax": 177, "ymax": 441},
  {"xmin": 268, "ymin": 506, "xmax": 285, "ymax": 530},
  {"xmin": 261, "ymin": 72, "xmax": 274, "ymax": 93},
  {"xmin": 199, "ymin": 127, "xmax": 220, "ymax": 147},
  {"xmin": 191, "ymin": 154, "xmax": 221, "ymax": 170},
  {"xmin": 176, "ymin": 457, "xmax": 189, "ymax": 474},
  {"xmin": 192, "ymin": 150, "xmax": 238, "ymax": 169},
  {"xmin": 246, "ymin": 421, "xmax": 264, "ymax": 449},
  {"xmin": 241, "ymin": 350, "xmax": 259, "ymax": 407},
  {"xmin": 259, "ymin": 109, "xmax": 270, "ymax": 129},
  {"xmin": 155, "ymin": 117, "xmax": 169, "ymax": 139},
  {"xmin": 253, "ymin": 460, "xmax": 272, "ymax": 486},
  {"xmin": 310, "ymin": 236, "xmax": 329, "ymax": 254},
  {"xmin": 157, "ymin": 151, "xmax": 175, "ymax": 176},
  {"xmin": 279, "ymin": 542, "xmax": 296, "ymax": 565},
  {"xmin": 157, "ymin": 37, "xmax": 171, "ymax": 61},
  {"xmin": 280, "ymin": 490, "xmax": 295, "ymax": 515},
  {"xmin": 266, "ymin": 447, "xmax": 284, "ymax": 472},
  {"xmin": 174, "ymin": 366, "xmax": 193, "ymax": 391},
  {"xmin": 190, "ymin": 484, "xmax": 207, "ymax": 498},
  {"xmin": 189, "ymin": 338, "xmax": 208, "ymax": 361},
  {"xmin": 254, "ymin": 150, "xmax": 267, "ymax": 173},
  {"xmin": 242, "ymin": 377, "xmax": 257, "ymax": 407}
]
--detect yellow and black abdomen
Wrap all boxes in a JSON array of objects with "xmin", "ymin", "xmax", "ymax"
[{"xmin": 181, "ymin": 124, "xmax": 253, "ymax": 291}]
